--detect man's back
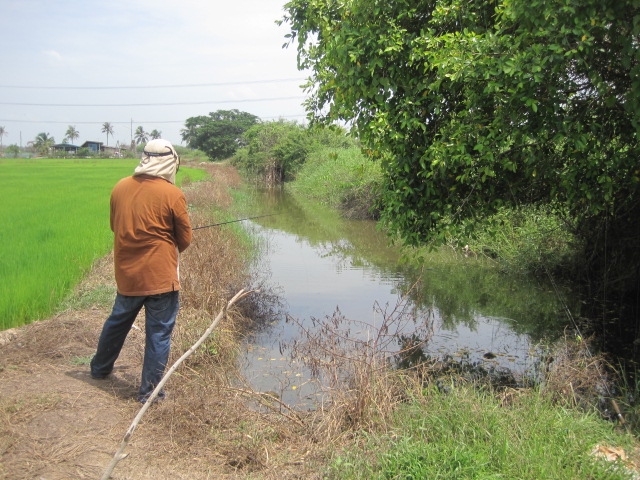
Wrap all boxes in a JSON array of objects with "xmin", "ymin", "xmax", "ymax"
[{"xmin": 110, "ymin": 174, "xmax": 191, "ymax": 296}]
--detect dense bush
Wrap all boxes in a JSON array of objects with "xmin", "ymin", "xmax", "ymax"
[
  {"xmin": 468, "ymin": 205, "xmax": 577, "ymax": 276},
  {"xmin": 287, "ymin": 145, "xmax": 384, "ymax": 220},
  {"xmin": 232, "ymin": 121, "xmax": 357, "ymax": 185}
]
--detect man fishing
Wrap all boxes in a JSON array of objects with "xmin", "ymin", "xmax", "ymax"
[{"xmin": 90, "ymin": 138, "xmax": 192, "ymax": 403}]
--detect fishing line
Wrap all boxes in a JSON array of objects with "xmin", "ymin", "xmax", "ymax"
[{"xmin": 192, "ymin": 213, "xmax": 280, "ymax": 231}]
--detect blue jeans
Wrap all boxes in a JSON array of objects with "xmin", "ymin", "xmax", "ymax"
[{"xmin": 90, "ymin": 291, "xmax": 179, "ymax": 403}]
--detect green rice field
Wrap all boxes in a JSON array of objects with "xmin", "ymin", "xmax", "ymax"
[{"xmin": 0, "ymin": 158, "xmax": 206, "ymax": 331}]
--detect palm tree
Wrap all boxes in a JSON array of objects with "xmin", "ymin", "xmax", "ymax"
[
  {"xmin": 34, "ymin": 132, "xmax": 55, "ymax": 156},
  {"xmin": 149, "ymin": 129, "xmax": 162, "ymax": 140},
  {"xmin": 134, "ymin": 126, "xmax": 149, "ymax": 145},
  {"xmin": 101, "ymin": 122, "xmax": 115, "ymax": 146},
  {"xmin": 65, "ymin": 125, "xmax": 79, "ymax": 145},
  {"xmin": 0, "ymin": 126, "xmax": 6, "ymax": 151}
]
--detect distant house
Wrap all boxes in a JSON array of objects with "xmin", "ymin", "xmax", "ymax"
[
  {"xmin": 53, "ymin": 143, "xmax": 78, "ymax": 153},
  {"xmin": 81, "ymin": 141, "xmax": 103, "ymax": 153},
  {"xmin": 103, "ymin": 144, "xmax": 125, "ymax": 157}
]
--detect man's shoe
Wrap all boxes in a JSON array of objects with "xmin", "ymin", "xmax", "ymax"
[{"xmin": 138, "ymin": 391, "xmax": 167, "ymax": 404}]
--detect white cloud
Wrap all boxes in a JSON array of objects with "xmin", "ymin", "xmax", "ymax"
[{"xmin": 43, "ymin": 50, "xmax": 63, "ymax": 62}]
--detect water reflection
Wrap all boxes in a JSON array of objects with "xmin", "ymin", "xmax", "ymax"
[{"xmin": 237, "ymin": 189, "xmax": 575, "ymax": 407}]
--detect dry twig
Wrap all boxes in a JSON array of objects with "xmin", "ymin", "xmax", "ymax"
[{"xmin": 101, "ymin": 288, "xmax": 255, "ymax": 480}]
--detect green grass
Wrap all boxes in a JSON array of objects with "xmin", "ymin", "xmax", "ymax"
[
  {"xmin": 328, "ymin": 385, "xmax": 637, "ymax": 479},
  {"xmin": 0, "ymin": 158, "xmax": 206, "ymax": 330},
  {"xmin": 468, "ymin": 205, "xmax": 577, "ymax": 277},
  {"xmin": 287, "ymin": 146, "xmax": 384, "ymax": 219}
]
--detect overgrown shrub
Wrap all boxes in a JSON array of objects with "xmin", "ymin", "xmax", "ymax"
[
  {"xmin": 232, "ymin": 122, "xmax": 359, "ymax": 186},
  {"xmin": 287, "ymin": 146, "xmax": 384, "ymax": 220},
  {"xmin": 467, "ymin": 205, "xmax": 578, "ymax": 276}
]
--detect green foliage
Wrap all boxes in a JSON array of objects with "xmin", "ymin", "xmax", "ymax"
[
  {"xmin": 101, "ymin": 122, "xmax": 114, "ymax": 146},
  {"xmin": 60, "ymin": 284, "xmax": 116, "ymax": 311},
  {"xmin": 175, "ymin": 146, "xmax": 208, "ymax": 163},
  {"xmin": 6, "ymin": 145, "xmax": 20, "ymax": 158},
  {"xmin": 181, "ymin": 109, "xmax": 260, "ymax": 161},
  {"xmin": 33, "ymin": 132, "xmax": 55, "ymax": 156},
  {"xmin": 287, "ymin": 145, "xmax": 384, "ymax": 219},
  {"xmin": 233, "ymin": 121, "xmax": 356, "ymax": 184},
  {"xmin": 232, "ymin": 120, "xmax": 309, "ymax": 182},
  {"xmin": 470, "ymin": 205, "xmax": 577, "ymax": 276},
  {"xmin": 282, "ymin": 0, "xmax": 640, "ymax": 253},
  {"xmin": 65, "ymin": 125, "xmax": 79, "ymax": 144},
  {"xmin": 134, "ymin": 125, "xmax": 148, "ymax": 145},
  {"xmin": 69, "ymin": 355, "xmax": 93, "ymax": 366},
  {"xmin": 327, "ymin": 386, "xmax": 637, "ymax": 479}
]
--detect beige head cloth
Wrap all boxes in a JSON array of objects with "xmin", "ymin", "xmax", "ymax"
[{"xmin": 134, "ymin": 139, "xmax": 180, "ymax": 184}]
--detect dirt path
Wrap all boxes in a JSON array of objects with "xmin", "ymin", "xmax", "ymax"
[
  {"xmin": 1, "ymin": 304, "xmax": 155, "ymax": 479},
  {"xmin": 0, "ymin": 268, "xmax": 322, "ymax": 480},
  {"xmin": 0, "ymin": 164, "xmax": 325, "ymax": 480},
  {"xmin": 0, "ymin": 261, "xmax": 236, "ymax": 480}
]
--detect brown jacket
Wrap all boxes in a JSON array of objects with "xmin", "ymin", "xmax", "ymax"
[{"xmin": 110, "ymin": 174, "xmax": 192, "ymax": 296}]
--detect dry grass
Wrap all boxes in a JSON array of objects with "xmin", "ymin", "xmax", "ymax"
[
  {"xmin": 541, "ymin": 334, "xmax": 616, "ymax": 412},
  {"xmin": 286, "ymin": 290, "xmax": 434, "ymax": 441}
]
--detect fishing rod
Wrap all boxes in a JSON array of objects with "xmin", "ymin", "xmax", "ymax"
[{"xmin": 193, "ymin": 213, "xmax": 280, "ymax": 231}]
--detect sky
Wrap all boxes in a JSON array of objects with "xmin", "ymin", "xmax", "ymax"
[{"xmin": 0, "ymin": 0, "xmax": 310, "ymax": 148}]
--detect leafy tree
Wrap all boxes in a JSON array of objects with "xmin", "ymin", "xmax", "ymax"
[
  {"xmin": 180, "ymin": 120, "xmax": 201, "ymax": 148},
  {"xmin": 134, "ymin": 126, "xmax": 148, "ymax": 145},
  {"xmin": 101, "ymin": 122, "xmax": 114, "ymax": 146},
  {"xmin": 233, "ymin": 120, "xmax": 309, "ymax": 182},
  {"xmin": 181, "ymin": 109, "xmax": 260, "ymax": 161},
  {"xmin": 34, "ymin": 132, "xmax": 55, "ymax": 156},
  {"xmin": 282, "ymin": 0, "xmax": 640, "ymax": 269},
  {"xmin": 0, "ymin": 126, "xmax": 6, "ymax": 150},
  {"xmin": 234, "ymin": 121, "xmax": 356, "ymax": 183},
  {"xmin": 149, "ymin": 129, "xmax": 162, "ymax": 140}
]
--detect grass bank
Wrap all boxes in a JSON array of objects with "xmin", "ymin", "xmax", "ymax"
[
  {"xmin": 327, "ymin": 384, "xmax": 638, "ymax": 479},
  {"xmin": 0, "ymin": 158, "xmax": 206, "ymax": 330},
  {"xmin": 286, "ymin": 145, "xmax": 383, "ymax": 220}
]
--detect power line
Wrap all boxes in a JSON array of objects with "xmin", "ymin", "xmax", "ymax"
[
  {"xmin": 0, "ymin": 114, "xmax": 308, "ymax": 125},
  {"xmin": 0, "ymin": 78, "xmax": 307, "ymax": 90},
  {"xmin": 0, "ymin": 96, "xmax": 306, "ymax": 107}
]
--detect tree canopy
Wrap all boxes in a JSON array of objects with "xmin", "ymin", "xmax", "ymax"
[
  {"xmin": 282, "ymin": 0, "xmax": 640, "ymax": 252},
  {"xmin": 233, "ymin": 121, "xmax": 355, "ymax": 183},
  {"xmin": 181, "ymin": 110, "xmax": 260, "ymax": 161}
]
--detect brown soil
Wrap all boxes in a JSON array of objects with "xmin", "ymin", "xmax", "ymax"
[{"xmin": 0, "ymin": 163, "xmax": 327, "ymax": 480}]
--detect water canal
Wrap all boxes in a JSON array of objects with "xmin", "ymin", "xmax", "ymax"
[{"xmin": 237, "ymin": 190, "xmax": 576, "ymax": 408}]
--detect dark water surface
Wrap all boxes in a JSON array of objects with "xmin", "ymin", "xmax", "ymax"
[{"xmin": 237, "ymin": 190, "xmax": 574, "ymax": 407}]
